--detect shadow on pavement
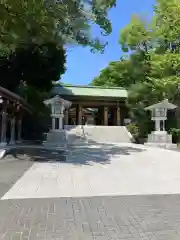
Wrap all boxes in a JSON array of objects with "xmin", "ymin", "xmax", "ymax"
[
  {"xmin": 66, "ymin": 141, "xmax": 146, "ymax": 166},
  {"xmin": 5, "ymin": 148, "xmax": 66, "ymax": 162},
  {"xmin": 4, "ymin": 139, "xmax": 146, "ymax": 166}
]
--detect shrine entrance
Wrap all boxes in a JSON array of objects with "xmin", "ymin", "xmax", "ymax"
[{"xmin": 52, "ymin": 85, "xmax": 128, "ymax": 126}]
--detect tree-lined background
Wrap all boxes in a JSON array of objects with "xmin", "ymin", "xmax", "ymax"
[{"xmin": 92, "ymin": 0, "xmax": 180, "ymax": 142}]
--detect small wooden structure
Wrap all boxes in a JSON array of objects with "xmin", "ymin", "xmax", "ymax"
[{"xmin": 0, "ymin": 86, "xmax": 31, "ymax": 146}]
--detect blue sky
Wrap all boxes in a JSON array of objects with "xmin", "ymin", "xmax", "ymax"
[{"xmin": 61, "ymin": 0, "xmax": 155, "ymax": 85}]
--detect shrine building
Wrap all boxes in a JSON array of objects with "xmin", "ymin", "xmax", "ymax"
[
  {"xmin": 52, "ymin": 85, "xmax": 128, "ymax": 126},
  {"xmin": 0, "ymin": 85, "xmax": 31, "ymax": 146}
]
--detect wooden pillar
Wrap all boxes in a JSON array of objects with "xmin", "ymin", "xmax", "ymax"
[
  {"xmin": 15, "ymin": 103, "xmax": 23, "ymax": 143},
  {"xmin": 104, "ymin": 106, "xmax": 108, "ymax": 126},
  {"xmin": 78, "ymin": 105, "xmax": 82, "ymax": 125},
  {"xmin": 76, "ymin": 104, "xmax": 82, "ymax": 125},
  {"xmin": 0, "ymin": 100, "xmax": 7, "ymax": 145},
  {"xmin": 116, "ymin": 106, "xmax": 121, "ymax": 126},
  {"xmin": 64, "ymin": 109, "xmax": 69, "ymax": 125},
  {"xmin": 112, "ymin": 107, "xmax": 117, "ymax": 126},
  {"xmin": 10, "ymin": 102, "xmax": 18, "ymax": 144},
  {"xmin": 98, "ymin": 107, "xmax": 104, "ymax": 125},
  {"xmin": 76, "ymin": 105, "xmax": 79, "ymax": 125},
  {"xmin": 17, "ymin": 116, "xmax": 22, "ymax": 143},
  {"xmin": 10, "ymin": 116, "xmax": 16, "ymax": 144}
]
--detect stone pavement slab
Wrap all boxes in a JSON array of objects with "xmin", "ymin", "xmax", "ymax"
[
  {"xmin": 0, "ymin": 155, "xmax": 33, "ymax": 199},
  {"xmin": 0, "ymin": 195, "xmax": 180, "ymax": 239},
  {"xmin": 2, "ymin": 143, "xmax": 180, "ymax": 199}
]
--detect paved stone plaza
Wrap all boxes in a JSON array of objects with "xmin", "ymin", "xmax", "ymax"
[{"xmin": 1, "ymin": 143, "xmax": 180, "ymax": 239}]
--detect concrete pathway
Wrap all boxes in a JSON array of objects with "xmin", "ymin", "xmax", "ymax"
[{"xmin": 2, "ymin": 143, "xmax": 180, "ymax": 200}]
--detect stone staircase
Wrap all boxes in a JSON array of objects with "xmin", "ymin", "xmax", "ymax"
[
  {"xmin": 64, "ymin": 125, "xmax": 88, "ymax": 146},
  {"xmin": 64, "ymin": 125, "xmax": 133, "ymax": 146}
]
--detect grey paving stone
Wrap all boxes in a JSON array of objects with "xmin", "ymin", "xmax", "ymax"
[
  {"xmin": 0, "ymin": 195, "xmax": 180, "ymax": 239},
  {"xmin": 0, "ymin": 155, "xmax": 33, "ymax": 198}
]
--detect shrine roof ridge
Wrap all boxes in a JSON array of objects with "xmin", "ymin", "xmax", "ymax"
[
  {"xmin": 53, "ymin": 84, "xmax": 128, "ymax": 98},
  {"xmin": 61, "ymin": 84, "xmax": 126, "ymax": 89}
]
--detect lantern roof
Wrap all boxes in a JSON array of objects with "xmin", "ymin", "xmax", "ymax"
[
  {"xmin": 44, "ymin": 95, "xmax": 71, "ymax": 108},
  {"xmin": 145, "ymin": 99, "xmax": 177, "ymax": 111}
]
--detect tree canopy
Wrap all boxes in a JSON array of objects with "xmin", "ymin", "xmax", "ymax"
[
  {"xmin": 119, "ymin": 14, "xmax": 155, "ymax": 53},
  {"xmin": 0, "ymin": 42, "xmax": 66, "ymax": 92},
  {"xmin": 0, "ymin": 0, "xmax": 116, "ymax": 52},
  {"xmin": 92, "ymin": 58, "xmax": 135, "ymax": 88}
]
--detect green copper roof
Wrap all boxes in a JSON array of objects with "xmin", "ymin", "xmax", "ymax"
[{"xmin": 53, "ymin": 85, "xmax": 128, "ymax": 98}]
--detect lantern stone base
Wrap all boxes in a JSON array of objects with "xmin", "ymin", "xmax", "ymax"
[
  {"xmin": 145, "ymin": 142, "xmax": 177, "ymax": 149},
  {"xmin": 43, "ymin": 130, "xmax": 67, "ymax": 150},
  {"xmin": 145, "ymin": 131, "xmax": 177, "ymax": 149},
  {"xmin": 147, "ymin": 131, "xmax": 172, "ymax": 143}
]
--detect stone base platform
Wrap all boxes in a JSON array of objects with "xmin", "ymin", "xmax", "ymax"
[
  {"xmin": 145, "ymin": 130, "xmax": 177, "ymax": 150},
  {"xmin": 43, "ymin": 129, "xmax": 67, "ymax": 150},
  {"xmin": 144, "ymin": 142, "xmax": 177, "ymax": 150},
  {"xmin": 147, "ymin": 131, "xmax": 172, "ymax": 143}
]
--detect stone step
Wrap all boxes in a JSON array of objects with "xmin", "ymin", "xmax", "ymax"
[{"xmin": 65, "ymin": 125, "xmax": 132, "ymax": 145}]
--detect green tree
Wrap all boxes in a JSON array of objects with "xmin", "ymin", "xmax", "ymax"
[
  {"xmin": 119, "ymin": 14, "xmax": 158, "ymax": 83},
  {"xmin": 91, "ymin": 51, "xmax": 156, "ymax": 88},
  {"xmin": 92, "ymin": 14, "xmax": 158, "ymax": 88},
  {"xmin": 127, "ymin": 75, "xmax": 180, "ymax": 136},
  {"xmin": 0, "ymin": 0, "xmax": 116, "ymax": 52},
  {"xmin": 0, "ymin": 42, "xmax": 66, "ymax": 92},
  {"xmin": 92, "ymin": 58, "xmax": 136, "ymax": 88},
  {"xmin": 21, "ymin": 86, "xmax": 51, "ymax": 141},
  {"xmin": 154, "ymin": 0, "xmax": 180, "ymax": 51},
  {"xmin": 119, "ymin": 14, "xmax": 155, "ymax": 53},
  {"xmin": 0, "ymin": 42, "xmax": 67, "ymax": 141},
  {"xmin": 127, "ymin": 52, "xmax": 180, "ymax": 137}
]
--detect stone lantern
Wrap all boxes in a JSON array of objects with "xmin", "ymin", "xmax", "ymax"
[
  {"xmin": 43, "ymin": 95, "xmax": 71, "ymax": 150},
  {"xmin": 145, "ymin": 99, "xmax": 177, "ymax": 149}
]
